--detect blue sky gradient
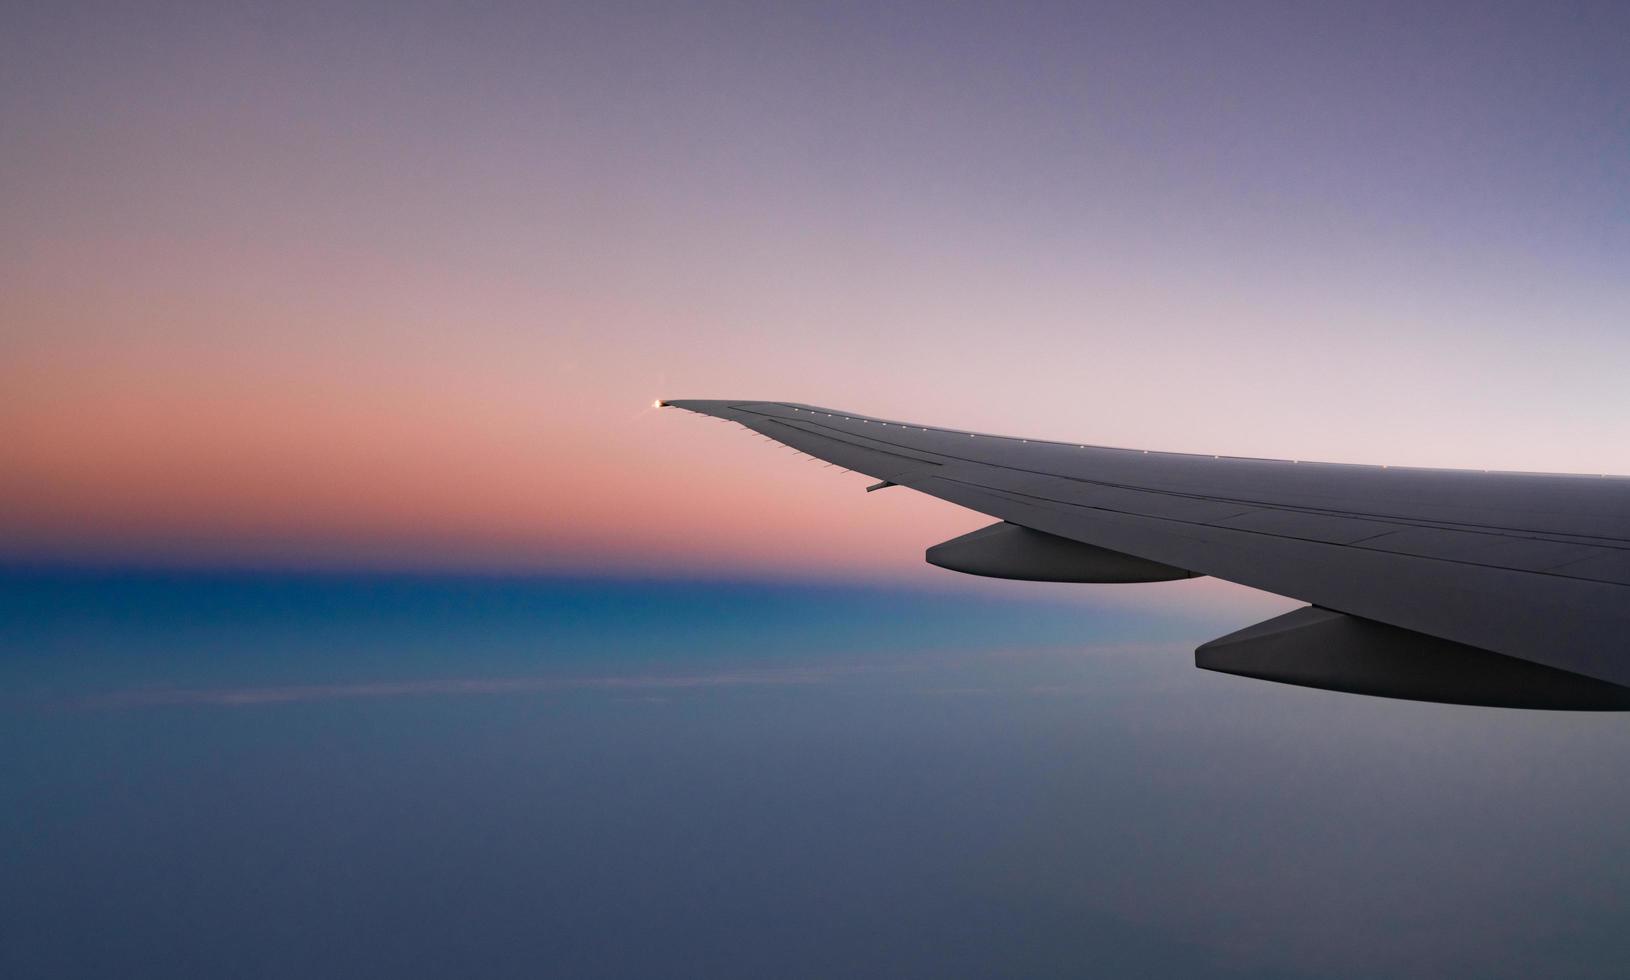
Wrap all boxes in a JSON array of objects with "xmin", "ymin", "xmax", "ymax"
[{"xmin": 7, "ymin": 570, "xmax": 1630, "ymax": 978}]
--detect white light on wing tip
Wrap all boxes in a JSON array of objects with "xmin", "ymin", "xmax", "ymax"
[{"xmin": 653, "ymin": 399, "xmax": 665, "ymax": 408}]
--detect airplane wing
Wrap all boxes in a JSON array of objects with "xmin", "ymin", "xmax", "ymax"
[{"xmin": 661, "ymin": 399, "xmax": 1630, "ymax": 710}]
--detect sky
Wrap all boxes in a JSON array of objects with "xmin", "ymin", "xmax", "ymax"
[
  {"xmin": 8, "ymin": 568, "xmax": 1630, "ymax": 979},
  {"xmin": 4, "ymin": 0, "xmax": 1629, "ymax": 581},
  {"xmin": 7, "ymin": 10, "xmax": 1630, "ymax": 976}
]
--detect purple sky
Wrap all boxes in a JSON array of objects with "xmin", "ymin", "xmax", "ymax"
[{"xmin": 4, "ymin": 1, "xmax": 1628, "ymax": 580}]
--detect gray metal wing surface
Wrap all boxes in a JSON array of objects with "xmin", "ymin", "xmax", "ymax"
[{"xmin": 662, "ymin": 400, "xmax": 1630, "ymax": 707}]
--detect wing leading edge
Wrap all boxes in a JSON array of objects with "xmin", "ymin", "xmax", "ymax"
[{"xmin": 661, "ymin": 400, "xmax": 1630, "ymax": 709}]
